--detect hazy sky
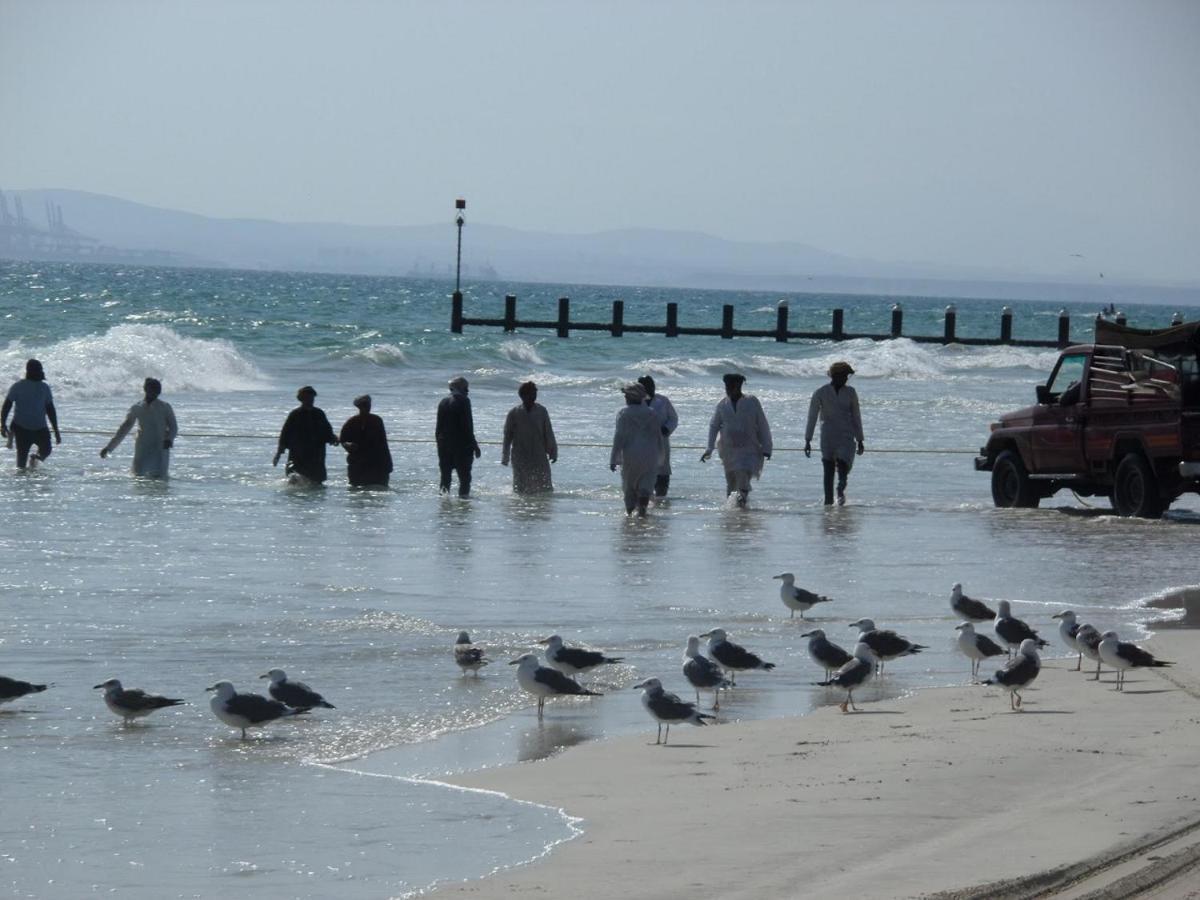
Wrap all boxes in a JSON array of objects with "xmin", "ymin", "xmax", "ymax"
[{"xmin": 3, "ymin": 1, "xmax": 1198, "ymax": 281}]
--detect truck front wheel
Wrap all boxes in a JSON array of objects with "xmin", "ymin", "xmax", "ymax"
[
  {"xmin": 1111, "ymin": 454, "xmax": 1163, "ymax": 518},
  {"xmin": 991, "ymin": 450, "xmax": 1039, "ymax": 508}
]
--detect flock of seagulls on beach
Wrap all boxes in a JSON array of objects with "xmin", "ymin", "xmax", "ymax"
[{"xmin": 0, "ymin": 579, "xmax": 1176, "ymax": 744}]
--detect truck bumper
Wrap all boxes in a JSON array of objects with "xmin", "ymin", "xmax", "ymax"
[
  {"xmin": 1180, "ymin": 462, "xmax": 1200, "ymax": 479},
  {"xmin": 974, "ymin": 456, "xmax": 991, "ymax": 471}
]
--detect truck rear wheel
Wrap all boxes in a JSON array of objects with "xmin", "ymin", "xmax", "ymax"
[
  {"xmin": 991, "ymin": 450, "xmax": 1039, "ymax": 508},
  {"xmin": 1111, "ymin": 453, "xmax": 1163, "ymax": 518}
]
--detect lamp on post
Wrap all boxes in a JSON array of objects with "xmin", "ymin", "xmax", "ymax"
[{"xmin": 454, "ymin": 198, "xmax": 466, "ymax": 295}]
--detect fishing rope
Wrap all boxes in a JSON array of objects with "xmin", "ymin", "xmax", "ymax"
[{"xmin": 52, "ymin": 427, "xmax": 975, "ymax": 454}]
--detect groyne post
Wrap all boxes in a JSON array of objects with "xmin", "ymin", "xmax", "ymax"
[
  {"xmin": 451, "ymin": 291, "xmax": 463, "ymax": 334},
  {"xmin": 832, "ymin": 308, "xmax": 845, "ymax": 339},
  {"xmin": 557, "ymin": 297, "xmax": 570, "ymax": 338},
  {"xmin": 721, "ymin": 304, "xmax": 734, "ymax": 339},
  {"xmin": 504, "ymin": 294, "xmax": 517, "ymax": 333},
  {"xmin": 775, "ymin": 301, "xmax": 789, "ymax": 342},
  {"xmin": 666, "ymin": 302, "xmax": 679, "ymax": 338},
  {"xmin": 944, "ymin": 304, "xmax": 957, "ymax": 343},
  {"xmin": 611, "ymin": 300, "xmax": 625, "ymax": 337},
  {"xmin": 1057, "ymin": 310, "xmax": 1071, "ymax": 347},
  {"xmin": 1000, "ymin": 306, "xmax": 1013, "ymax": 343},
  {"xmin": 891, "ymin": 303, "xmax": 903, "ymax": 338}
]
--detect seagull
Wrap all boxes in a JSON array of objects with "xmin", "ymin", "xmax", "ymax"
[
  {"xmin": 983, "ymin": 639, "xmax": 1041, "ymax": 710},
  {"xmin": 0, "ymin": 675, "xmax": 48, "ymax": 706},
  {"xmin": 955, "ymin": 623, "xmax": 1007, "ymax": 681},
  {"xmin": 510, "ymin": 653, "xmax": 601, "ymax": 718},
  {"xmin": 634, "ymin": 678, "xmax": 715, "ymax": 744},
  {"xmin": 540, "ymin": 634, "xmax": 623, "ymax": 679},
  {"xmin": 1052, "ymin": 611, "xmax": 1083, "ymax": 670},
  {"xmin": 93, "ymin": 678, "xmax": 184, "ymax": 724},
  {"xmin": 206, "ymin": 681, "xmax": 309, "ymax": 739},
  {"xmin": 801, "ymin": 628, "xmax": 852, "ymax": 680},
  {"xmin": 815, "ymin": 642, "xmax": 875, "ymax": 712},
  {"xmin": 994, "ymin": 600, "xmax": 1049, "ymax": 655},
  {"xmin": 453, "ymin": 631, "xmax": 489, "ymax": 676},
  {"xmin": 1076, "ymin": 624, "xmax": 1104, "ymax": 680},
  {"xmin": 260, "ymin": 669, "xmax": 335, "ymax": 709},
  {"xmin": 950, "ymin": 583, "xmax": 996, "ymax": 623},
  {"xmin": 773, "ymin": 573, "xmax": 833, "ymax": 619},
  {"xmin": 682, "ymin": 636, "xmax": 731, "ymax": 708},
  {"xmin": 1097, "ymin": 631, "xmax": 1172, "ymax": 691},
  {"xmin": 848, "ymin": 619, "xmax": 926, "ymax": 675},
  {"xmin": 699, "ymin": 628, "xmax": 776, "ymax": 685}
]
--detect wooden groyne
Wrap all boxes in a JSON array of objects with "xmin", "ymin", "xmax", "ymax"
[{"xmin": 449, "ymin": 291, "xmax": 1125, "ymax": 348}]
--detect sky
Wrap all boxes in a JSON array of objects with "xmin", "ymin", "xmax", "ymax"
[{"xmin": 2, "ymin": 0, "xmax": 1199, "ymax": 282}]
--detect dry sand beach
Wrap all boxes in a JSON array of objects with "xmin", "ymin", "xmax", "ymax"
[{"xmin": 436, "ymin": 627, "xmax": 1200, "ymax": 900}]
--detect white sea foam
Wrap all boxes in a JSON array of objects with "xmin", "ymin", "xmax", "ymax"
[
  {"xmin": 496, "ymin": 339, "xmax": 547, "ymax": 366},
  {"xmin": 0, "ymin": 324, "xmax": 270, "ymax": 398},
  {"xmin": 350, "ymin": 343, "xmax": 410, "ymax": 366}
]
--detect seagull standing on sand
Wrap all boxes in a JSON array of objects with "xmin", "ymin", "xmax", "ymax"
[
  {"xmin": 950, "ymin": 583, "xmax": 996, "ymax": 623},
  {"xmin": 260, "ymin": 669, "xmax": 335, "ymax": 709},
  {"xmin": 0, "ymin": 675, "xmax": 48, "ymax": 706},
  {"xmin": 94, "ymin": 678, "xmax": 184, "ymax": 724},
  {"xmin": 682, "ymin": 636, "xmax": 731, "ymax": 708},
  {"xmin": 801, "ymin": 628, "xmax": 852, "ymax": 680},
  {"xmin": 206, "ymin": 681, "xmax": 309, "ymax": 739},
  {"xmin": 848, "ymin": 619, "xmax": 926, "ymax": 675},
  {"xmin": 1076, "ymin": 624, "xmax": 1105, "ymax": 680},
  {"xmin": 815, "ymin": 642, "xmax": 875, "ymax": 712},
  {"xmin": 994, "ymin": 600, "xmax": 1049, "ymax": 655},
  {"xmin": 1052, "ymin": 611, "xmax": 1083, "ymax": 670},
  {"xmin": 540, "ymin": 635, "xmax": 623, "ymax": 679},
  {"xmin": 984, "ymin": 639, "xmax": 1041, "ymax": 710},
  {"xmin": 634, "ymin": 678, "xmax": 715, "ymax": 744},
  {"xmin": 773, "ymin": 573, "xmax": 833, "ymax": 619},
  {"xmin": 510, "ymin": 653, "xmax": 601, "ymax": 718},
  {"xmin": 453, "ymin": 631, "xmax": 489, "ymax": 676},
  {"xmin": 955, "ymin": 623, "xmax": 1007, "ymax": 681},
  {"xmin": 699, "ymin": 628, "xmax": 776, "ymax": 685},
  {"xmin": 1097, "ymin": 632, "xmax": 1172, "ymax": 691}
]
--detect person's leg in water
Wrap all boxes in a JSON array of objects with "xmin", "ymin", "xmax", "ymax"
[
  {"xmin": 13, "ymin": 425, "xmax": 37, "ymax": 470},
  {"xmin": 30, "ymin": 428, "xmax": 51, "ymax": 468},
  {"xmin": 636, "ymin": 491, "xmax": 650, "ymax": 517},
  {"xmin": 836, "ymin": 460, "xmax": 850, "ymax": 505},
  {"xmin": 438, "ymin": 448, "xmax": 453, "ymax": 493},
  {"xmin": 732, "ymin": 469, "xmax": 750, "ymax": 507},
  {"xmin": 623, "ymin": 482, "xmax": 637, "ymax": 515},
  {"xmin": 455, "ymin": 454, "xmax": 473, "ymax": 498},
  {"xmin": 654, "ymin": 473, "xmax": 670, "ymax": 499},
  {"xmin": 822, "ymin": 459, "xmax": 835, "ymax": 506},
  {"xmin": 724, "ymin": 468, "xmax": 736, "ymax": 498}
]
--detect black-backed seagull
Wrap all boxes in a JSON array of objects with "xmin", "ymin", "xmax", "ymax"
[
  {"xmin": 773, "ymin": 573, "xmax": 833, "ymax": 619},
  {"xmin": 699, "ymin": 628, "xmax": 776, "ymax": 685},
  {"xmin": 950, "ymin": 583, "xmax": 996, "ymax": 623},
  {"xmin": 94, "ymin": 678, "xmax": 183, "ymax": 724},
  {"xmin": 510, "ymin": 653, "xmax": 601, "ymax": 718},
  {"xmin": 955, "ymin": 623, "xmax": 1006, "ymax": 681},
  {"xmin": 207, "ymin": 681, "xmax": 309, "ymax": 739},
  {"xmin": 0, "ymin": 675, "xmax": 48, "ymax": 706},
  {"xmin": 634, "ymin": 678, "xmax": 715, "ymax": 744},
  {"xmin": 1075, "ymin": 624, "xmax": 1104, "ymax": 680},
  {"xmin": 984, "ymin": 638, "xmax": 1041, "ymax": 710},
  {"xmin": 815, "ymin": 642, "xmax": 875, "ymax": 713},
  {"xmin": 260, "ymin": 669, "xmax": 335, "ymax": 709},
  {"xmin": 1097, "ymin": 631, "xmax": 1172, "ymax": 691},
  {"xmin": 540, "ymin": 635, "xmax": 623, "ymax": 678},
  {"xmin": 1051, "ymin": 611, "xmax": 1083, "ymax": 670},
  {"xmin": 848, "ymin": 619, "xmax": 926, "ymax": 674},
  {"xmin": 683, "ymin": 636, "xmax": 731, "ymax": 709},
  {"xmin": 994, "ymin": 600, "xmax": 1049, "ymax": 655},
  {"xmin": 453, "ymin": 631, "xmax": 489, "ymax": 676},
  {"xmin": 801, "ymin": 628, "xmax": 852, "ymax": 680}
]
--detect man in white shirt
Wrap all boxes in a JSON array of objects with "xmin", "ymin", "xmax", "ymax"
[{"xmin": 637, "ymin": 375, "xmax": 678, "ymax": 500}]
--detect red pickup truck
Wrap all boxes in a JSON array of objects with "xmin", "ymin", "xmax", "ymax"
[{"xmin": 975, "ymin": 319, "xmax": 1200, "ymax": 517}]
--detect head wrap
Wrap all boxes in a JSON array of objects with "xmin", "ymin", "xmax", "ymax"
[
  {"xmin": 622, "ymin": 382, "xmax": 648, "ymax": 403},
  {"xmin": 637, "ymin": 375, "xmax": 656, "ymax": 397},
  {"xmin": 448, "ymin": 376, "xmax": 469, "ymax": 392},
  {"xmin": 722, "ymin": 373, "xmax": 746, "ymax": 388},
  {"xmin": 25, "ymin": 359, "xmax": 44, "ymax": 381},
  {"xmin": 828, "ymin": 361, "xmax": 855, "ymax": 377},
  {"xmin": 297, "ymin": 385, "xmax": 317, "ymax": 400},
  {"xmin": 353, "ymin": 394, "xmax": 371, "ymax": 410}
]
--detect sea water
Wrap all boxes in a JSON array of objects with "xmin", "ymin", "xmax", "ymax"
[{"xmin": 1, "ymin": 261, "xmax": 1196, "ymax": 898}]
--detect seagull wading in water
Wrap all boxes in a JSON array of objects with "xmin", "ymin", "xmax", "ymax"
[
  {"xmin": 94, "ymin": 678, "xmax": 184, "ymax": 724},
  {"xmin": 0, "ymin": 675, "xmax": 48, "ymax": 707},
  {"xmin": 815, "ymin": 642, "xmax": 875, "ymax": 713},
  {"xmin": 260, "ymin": 669, "xmax": 335, "ymax": 709},
  {"xmin": 954, "ymin": 623, "xmax": 1006, "ymax": 681},
  {"xmin": 773, "ymin": 573, "xmax": 833, "ymax": 619},
  {"xmin": 207, "ymin": 681, "xmax": 309, "ymax": 739},
  {"xmin": 510, "ymin": 653, "xmax": 601, "ymax": 718},
  {"xmin": 682, "ymin": 636, "xmax": 732, "ymax": 709},
  {"xmin": 950, "ymin": 583, "xmax": 996, "ymax": 623},
  {"xmin": 1097, "ymin": 631, "xmax": 1172, "ymax": 691},
  {"xmin": 800, "ymin": 628, "xmax": 852, "ymax": 680},
  {"xmin": 699, "ymin": 628, "xmax": 776, "ymax": 686},
  {"xmin": 1052, "ymin": 611, "xmax": 1083, "ymax": 670},
  {"xmin": 634, "ymin": 678, "xmax": 715, "ymax": 744},
  {"xmin": 984, "ymin": 638, "xmax": 1041, "ymax": 710},
  {"xmin": 540, "ymin": 634, "xmax": 624, "ymax": 679},
  {"xmin": 453, "ymin": 631, "xmax": 489, "ymax": 676}
]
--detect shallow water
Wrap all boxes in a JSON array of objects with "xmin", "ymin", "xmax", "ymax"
[{"xmin": 1, "ymin": 261, "xmax": 1196, "ymax": 897}]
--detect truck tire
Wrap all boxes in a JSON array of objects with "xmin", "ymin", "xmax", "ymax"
[
  {"xmin": 991, "ymin": 450, "xmax": 1039, "ymax": 508},
  {"xmin": 1111, "ymin": 453, "xmax": 1163, "ymax": 518}
]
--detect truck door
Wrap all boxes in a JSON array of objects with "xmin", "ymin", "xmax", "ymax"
[{"xmin": 1032, "ymin": 352, "xmax": 1089, "ymax": 473}]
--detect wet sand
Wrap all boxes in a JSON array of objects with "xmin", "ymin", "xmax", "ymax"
[{"xmin": 434, "ymin": 630, "xmax": 1200, "ymax": 899}]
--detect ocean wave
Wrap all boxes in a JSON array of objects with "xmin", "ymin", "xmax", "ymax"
[
  {"xmin": 496, "ymin": 339, "xmax": 546, "ymax": 366},
  {"xmin": 346, "ymin": 343, "xmax": 410, "ymax": 367},
  {"xmin": 0, "ymin": 324, "xmax": 270, "ymax": 398}
]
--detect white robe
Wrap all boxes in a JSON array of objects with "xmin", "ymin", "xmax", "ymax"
[
  {"xmin": 647, "ymin": 393, "xmax": 678, "ymax": 476},
  {"xmin": 610, "ymin": 404, "xmax": 663, "ymax": 507},
  {"xmin": 805, "ymin": 383, "xmax": 864, "ymax": 466},
  {"xmin": 707, "ymin": 395, "xmax": 772, "ymax": 476},
  {"xmin": 104, "ymin": 398, "xmax": 178, "ymax": 478}
]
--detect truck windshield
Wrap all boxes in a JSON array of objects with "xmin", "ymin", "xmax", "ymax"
[{"xmin": 1048, "ymin": 354, "xmax": 1087, "ymax": 398}]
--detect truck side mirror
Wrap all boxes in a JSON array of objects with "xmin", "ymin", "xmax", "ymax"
[{"xmin": 1036, "ymin": 384, "xmax": 1050, "ymax": 404}]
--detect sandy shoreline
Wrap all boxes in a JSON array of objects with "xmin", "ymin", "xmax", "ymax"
[{"xmin": 433, "ymin": 629, "xmax": 1200, "ymax": 899}]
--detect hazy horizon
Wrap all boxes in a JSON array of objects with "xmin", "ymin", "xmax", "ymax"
[{"xmin": 3, "ymin": 1, "xmax": 1198, "ymax": 282}]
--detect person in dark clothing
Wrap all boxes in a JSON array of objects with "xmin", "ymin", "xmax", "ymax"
[
  {"xmin": 339, "ymin": 395, "xmax": 393, "ymax": 488},
  {"xmin": 273, "ymin": 386, "xmax": 338, "ymax": 483},
  {"xmin": 2, "ymin": 359, "xmax": 61, "ymax": 470},
  {"xmin": 436, "ymin": 376, "xmax": 482, "ymax": 496}
]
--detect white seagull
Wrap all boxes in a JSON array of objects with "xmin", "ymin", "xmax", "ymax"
[
  {"xmin": 1097, "ymin": 631, "xmax": 1172, "ymax": 691},
  {"xmin": 815, "ymin": 642, "xmax": 875, "ymax": 712},
  {"xmin": 955, "ymin": 623, "xmax": 1007, "ymax": 681},
  {"xmin": 983, "ymin": 639, "xmax": 1041, "ymax": 710},
  {"xmin": 207, "ymin": 681, "xmax": 309, "ymax": 739},
  {"xmin": 773, "ymin": 573, "xmax": 833, "ymax": 619},
  {"xmin": 682, "ymin": 636, "xmax": 731, "ymax": 708},
  {"xmin": 453, "ymin": 631, "xmax": 489, "ymax": 676},
  {"xmin": 634, "ymin": 678, "xmax": 715, "ymax": 744},
  {"xmin": 950, "ymin": 583, "xmax": 996, "ymax": 623},
  {"xmin": 94, "ymin": 678, "xmax": 184, "ymax": 724},
  {"xmin": 1051, "ymin": 611, "xmax": 1083, "ymax": 670},
  {"xmin": 699, "ymin": 628, "xmax": 776, "ymax": 685},
  {"xmin": 510, "ymin": 653, "xmax": 601, "ymax": 718}
]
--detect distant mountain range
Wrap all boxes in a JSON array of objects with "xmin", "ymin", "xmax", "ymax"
[{"xmin": 2, "ymin": 188, "xmax": 1197, "ymax": 305}]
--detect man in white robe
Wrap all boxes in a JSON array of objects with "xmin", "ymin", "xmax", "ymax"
[
  {"xmin": 609, "ymin": 383, "xmax": 663, "ymax": 516},
  {"xmin": 100, "ymin": 378, "xmax": 178, "ymax": 478},
  {"xmin": 637, "ymin": 375, "xmax": 678, "ymax": 499},
  {"xmin": 502, "ymin": 381, "xmax": 557, "ymax": 494},
  {"xmin": 701, "ymin": 373, "xmax": 772, "ymax": 506},
  {"xmin": 804, "ymin": 360, "xmax": 865, "ymax": 505}
]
